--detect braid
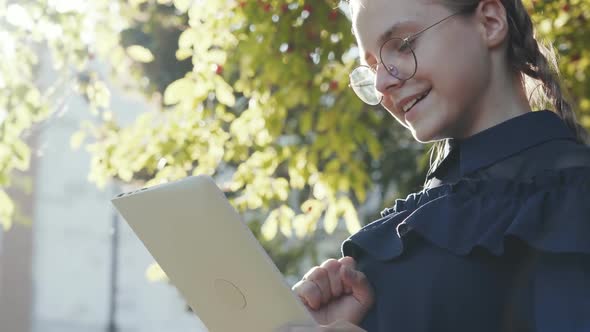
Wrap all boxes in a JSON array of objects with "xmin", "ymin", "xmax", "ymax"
[{"xmin": 505, "ymin": 0, "xmax": 589, "ymax": 145}]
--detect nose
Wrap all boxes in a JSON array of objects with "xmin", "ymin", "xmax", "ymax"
[{"xmin": 374, "ymin": 63, "xmax": 403, "ymax": 96}]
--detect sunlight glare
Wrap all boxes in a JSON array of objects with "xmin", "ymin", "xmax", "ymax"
[
  {"xmin": 48, "ymin": 0, "xmax": 88, "ymax": 13},
  {"xmin": 6, "ymin": 4, "xmax": 34, "ymax": 30}
]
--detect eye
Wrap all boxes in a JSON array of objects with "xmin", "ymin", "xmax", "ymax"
[{"xmin": 398, "ymin": 38, "xmax": 416, "ymax": 53}]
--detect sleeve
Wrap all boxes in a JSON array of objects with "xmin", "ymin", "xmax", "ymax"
[{"xmin": 531, "ymin": 251, "xmax": 590, "ymax": 332}]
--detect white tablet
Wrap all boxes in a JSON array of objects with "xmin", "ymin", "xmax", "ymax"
[{"xmin": 111, "ymin": 175, "xmax": 314, "ymax": 332}]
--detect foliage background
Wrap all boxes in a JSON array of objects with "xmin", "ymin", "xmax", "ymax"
[{"xmin": 1, "ymin": 0, "xmax": 589, "ymax": 273}]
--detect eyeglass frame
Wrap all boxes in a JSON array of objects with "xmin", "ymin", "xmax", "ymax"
[{"xmin": 349, "ymin": 5, "xmax": 478, "ymax": 105}]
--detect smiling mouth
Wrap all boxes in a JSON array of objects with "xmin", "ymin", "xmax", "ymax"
[{"xmin": 403, "ymin": 89, "xmax": 431, "ymax": 114}]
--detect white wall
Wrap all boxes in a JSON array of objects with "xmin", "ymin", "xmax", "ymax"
[{"xmin": 31, "ymin": 54, "xmax": 208, "ymax": 332}]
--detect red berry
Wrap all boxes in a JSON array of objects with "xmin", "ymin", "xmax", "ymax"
[
  {"xmin": 571, "ymin": 53, "xmax": 581, "ymax": 62},
  {"xmin": 263, "ymin": 3, "xmax": 271, "ymax": 12},
  {"xmin": 329, "ymin": 80, "xmax": 338, "ymax": 91},
  {"xmin": 562, "ymin": 4, "xmax": 570, "ymax": 12},
  {"xmin": 215, "ymin": 64, "xmax": 223, "ymax": 75},
  {"xmin": 281, "ymin": 4, "xmax": 289, "ymax": 13},
  {"xmin": 329, "ymin": 10, "xmax": 339, "ymax": 21},
  {"xmin": 303, "ymin": 4, "xmax": 313, "ymax": 13}
]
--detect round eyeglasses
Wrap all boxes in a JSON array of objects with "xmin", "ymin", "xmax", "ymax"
[
  {"xmin": 349, "ymin": 38, "xmax": 418, "ymax": 105},
  {"xmin": 349, "ymin": 7, "xmax": 476, "ymax": 106}
]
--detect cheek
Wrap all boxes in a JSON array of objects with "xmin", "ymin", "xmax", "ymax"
[{"xmin": 417, "ymin": 30, "xmax": 489, "ymax": 103}]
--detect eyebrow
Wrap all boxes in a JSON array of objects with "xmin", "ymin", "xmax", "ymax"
[
  {"xmin": 377, "ymin": 21, "xmax": 418, "ymax": 46},
  {"xmin": 364, "ymin": 21, "xmax": 419, "ymax": 63}
]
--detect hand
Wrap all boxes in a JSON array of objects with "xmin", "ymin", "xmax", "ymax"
[
  {"xmin": 276, "ymin": 320, "xmax": 367, "ymax": 332},
  {"xmin": 292, "ymin": 256, "xmax": 374, "ymax": 326}
]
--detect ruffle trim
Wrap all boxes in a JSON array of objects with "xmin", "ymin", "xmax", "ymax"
[{"xmin": 342, "ymin": 166, "xmax": 590, "ymax": 261}]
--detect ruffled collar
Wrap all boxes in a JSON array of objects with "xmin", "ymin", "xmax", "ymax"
[
  {"xmin": 342, "ymin": 166, "xmax": 590, "ymax": 260},
  {"xmin": 428, "ymin": 110, "xmax": 576, "ymax": 180}
]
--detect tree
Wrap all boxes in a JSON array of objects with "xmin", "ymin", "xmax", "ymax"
[{"xmin": 1, "ymin": 0, "xmax": 589, "ymax": 250}]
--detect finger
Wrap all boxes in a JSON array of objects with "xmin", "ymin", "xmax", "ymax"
[
  {"xmin": 338, "ymin": 257, "xmax": 356, "ymax": 294},
  {"xmin": 340, "ymin": 265, "xmax": 374, "ymax": 308},
  {"xmin": 306, "ymin": 267, "xmax": 332, "ymax": 305},
  {"xmin": 292, "ymin": 279, "xmax": 322, "ymax": 310},
  {"xmin": 338, "ymin": 256, "xmax": 357, "ymax": 270},
  {"xmin": 320, "ymin": 259, "xmax": 343, "ymax": 298}
]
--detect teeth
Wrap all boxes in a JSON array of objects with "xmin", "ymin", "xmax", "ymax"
[
  {"xmin": 403, "ymin": 91, "xmax": 429, "ymax": 113},
  {"xmin": 403, "ymin": 98, "xmax": 420, "ymax": 113}
]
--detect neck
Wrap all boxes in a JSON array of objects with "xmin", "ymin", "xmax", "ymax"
[{"xmin": 455, "ymin": 68, "xmax": 532, "ymax": 139}]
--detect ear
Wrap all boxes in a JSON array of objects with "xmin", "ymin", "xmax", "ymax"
[{"xmin": 474, "ymin": 0, "xmax": 509, "ymax": 48}]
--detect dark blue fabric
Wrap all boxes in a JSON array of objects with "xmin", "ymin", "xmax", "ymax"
[{"xmin": 341, "ymin": 110, "xmax": 590, "ymax": 331}]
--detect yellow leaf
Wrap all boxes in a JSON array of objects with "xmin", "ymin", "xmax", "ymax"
[
  {"xmin": 146, "ymin": 262, "xmax": 169, "ymax": 282},
  {"xmin": 176, "ymin": 48, "xmax": 192, "ymax": 61},
  {"xmin": 0, "ymin": 190, "xmax": 15, "ymax": 231},
  {"xmin": 289, "ymin": 167, "xmax": 306, "ymax": 189},
  {"xmin": 293, "ymin": 214, "xmax": 310, "ymax": 239},
  {"xmin": 126, "ymin": 45, "xmax": 155, "ymax": 63},
  {"xmin": 277, "ymin": 205, "xmax": 296, "ymax": 238},
  {"xmin": 178, "ymin": 28, "xmax": 197, "ymax": 49},
  {"xmin": 164, "ymin": 77, "xmax": 195, "ymax": 105},
  {"xmin": 129, "ymin": 0, "xmax": 148, "ymax": 6},
  {"xmin": 262, "ymin": 210, "xmax": 279, "ymax": 240},
  {"xmin": 323, "ymin": 204, "xmax": 338, "ymax": 234},
  {"xmin": 12, "ymin": 140, "xmax": 30, "ymax": 171},
  {"xmin": 215, "ymin": 80, "xmax": 236, "ymax": 107},
  {"xmin": 173, "ymin": 0, "xmax": 192, "ymax": 13},
  {"xmin": 340, "ymin": 197, "xmax": 361, "ymax": 234},
  {"xmin": 273, "ymin": 178, "xmax": 290, "ymax": 201},
  {"xmin": 70, "ymin": 130, "xmax": 86, "ymax": 150},
  {"xmin": 554, "ymin": 11, "xmax": 570, "ymax": 28},
  {"xmin": 301, "ymin": 199, "xmax": 324, "ymax": 216}
]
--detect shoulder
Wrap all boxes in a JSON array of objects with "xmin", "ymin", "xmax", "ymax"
[
  {"xmin": 478, "ymin": 139, "xmax": 590, "ymax": 180},
  {"xmin": 529, "ymin": 139, "xmax": 590, "ymax": 168}
]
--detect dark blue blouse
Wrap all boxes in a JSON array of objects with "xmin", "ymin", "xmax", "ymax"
[{"xmin": 341, "ymin": 110, "xmax": 590, "ymax": 332}]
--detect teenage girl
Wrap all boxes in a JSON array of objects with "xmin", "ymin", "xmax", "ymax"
[{"xmin": 281, "ymin": 0, "xmax": 590, "ymax": 331}]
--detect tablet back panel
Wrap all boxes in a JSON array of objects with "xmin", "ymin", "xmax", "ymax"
[{"xmin": 111, "ymin": 176, "xmax": 314, "ymax": 332}]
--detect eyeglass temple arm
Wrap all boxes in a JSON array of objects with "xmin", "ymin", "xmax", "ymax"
[{"xmin": 405, "ymin": 6, "xmax": 476, "ymax": 42}]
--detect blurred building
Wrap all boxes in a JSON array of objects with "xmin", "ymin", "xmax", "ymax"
[{"xmin": 0, "ymin": 53, "xmax": 208, "ymax": 332}]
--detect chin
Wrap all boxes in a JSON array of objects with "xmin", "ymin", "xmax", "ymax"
[
  {"xmin": 409, "ymin": 123, "xmax": 442, "ymax": 143},
  {"xmin": 411, "ymin": 132, "xmax": 434, "ymax": 144}
]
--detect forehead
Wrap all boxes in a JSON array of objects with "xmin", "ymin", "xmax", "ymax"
[{"xmin": 351, "ymin": 0, "xmax": 441, "ymax": 59}]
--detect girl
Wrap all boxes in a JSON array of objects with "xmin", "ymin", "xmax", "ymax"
[{"xmin": 281, "ymin": 0, "xmax": 590, "ymax": 331}]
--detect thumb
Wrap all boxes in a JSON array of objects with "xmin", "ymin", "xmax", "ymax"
[{"xmin": 340, "ymin": 265, "xmax": 374, "ymax": 307}]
